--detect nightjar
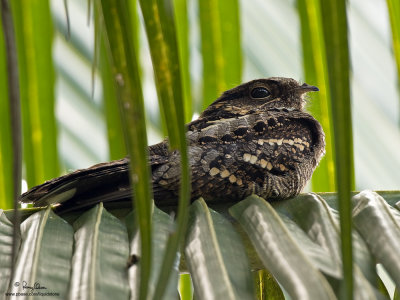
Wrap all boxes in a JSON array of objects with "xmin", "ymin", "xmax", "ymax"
[{"xmin": 20, "ymin": 77, "xmax": 325, "ymax": 212}]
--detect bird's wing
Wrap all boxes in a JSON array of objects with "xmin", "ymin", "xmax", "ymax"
[{"xmin": 150, "ymin": 110, "xmax": 323, "ymax": 202}]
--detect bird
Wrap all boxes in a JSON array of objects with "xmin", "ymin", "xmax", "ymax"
[{"xmin": 20, "ymin": 77, "xmax": 325, "ymax": 213}]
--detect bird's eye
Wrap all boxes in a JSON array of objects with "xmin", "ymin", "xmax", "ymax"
[{"xmin": 251, "ymin": 87, "xmax": 270, "ymax": 98}]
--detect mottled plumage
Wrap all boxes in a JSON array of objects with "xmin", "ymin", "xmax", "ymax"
[{"xmin": 20, "ymin": 77, "xmax": 325, "ymax": 212}]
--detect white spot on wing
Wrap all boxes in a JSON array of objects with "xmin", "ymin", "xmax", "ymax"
[
  {"xmin": 209, "ymin": 167, "xmax": 220, "ymax": 176},
  {"xmin": 243, "ymin": 153, "xmax": 251, "ymax": 162},
  {"xmin": 250, "ymin": 155, "xmax": 258, "ymax": 164},
  {"xmin": 229, "ymin": 174, "xmax": 236, "ymax": 183},
  {"xmin": 220, "ymin": 170, "xmax": 230, "ymax": 178}
]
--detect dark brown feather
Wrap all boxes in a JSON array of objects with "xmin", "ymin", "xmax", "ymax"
[{"xmin": 19, "ymin": 77, "xmax": 325, "ymax": 212}]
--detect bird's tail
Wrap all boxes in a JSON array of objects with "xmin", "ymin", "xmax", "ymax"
[{"xmin": 19, "ymin": 158, "xmax": 132, "ymax": 213}]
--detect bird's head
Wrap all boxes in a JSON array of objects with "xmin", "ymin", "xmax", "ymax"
[{"xmin": 201, "ymin": 77, "xmax": 319, "ymax": 118}]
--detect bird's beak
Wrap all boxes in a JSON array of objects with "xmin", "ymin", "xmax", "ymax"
[{"xmin": 295, "ymin": 83, "xmax": 319, "ymax": 92}]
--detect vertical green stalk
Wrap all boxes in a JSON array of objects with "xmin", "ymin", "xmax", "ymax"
[
  {"xmin": 1, "ymin": 0, "xmax": 22, "ymax": 289},
  {"xmin": 1, "ymin": 0, "xmax": 21, "ymax": 213},
  {"xmin": 386, "ymin": 0, "xmax": 400, "ymax": 123},
  {"xmin": 139, "ymin": 0, "xmax": 186, "ymax": 145},
  {"xmin": 387, "ymin": 0, "xmax": 400, "ymax": 81},
  {"xmin": 101, "ymin": 0, "xmax": 140, "ymax": 160},
  {"xmin": 298, "ymin": 0, "xmax": 335, "ymax": 192},
  {"xmin": 0, "ymin": 12, "xmax": 14, "ymax": 209},
  {"xmin": 199, "ymin": 0, "xmax": 224, "ymax": 108},
  {"xmin": 11, "ymin": 0, "xmax": 58, "ymax": 188},
  {"xmin": 218, "ymin": 0, "xmax": 241, "ymax": 87},
  {"xmin": 138, "ymin": 0, "xmax": 190, "ymax": 298},
  {"xmin": 198, "ymin": 0, "xmax": 241, "ymax": 109},
  {"xmin": 174, "ymin": 0, "xmax": 192, "ymax": 122},
  {"xmin": 99, "ymin": 1, "xmax": 153, "ymax": 299},
  {"xmin": 100, "ymin": 31, "xmax": 125, "ymax": 160},
  {"xmin": 319, "ymin": 0, "xmax": 354, "ymax": 299}
]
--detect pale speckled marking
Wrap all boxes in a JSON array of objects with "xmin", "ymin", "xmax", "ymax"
[
  {"xmin": 207, "ymin": 117, "xmax": 237, "ymax": 124},
  {"xmin": 267, "ymin": 162, "xmax": 273, "ymax": 170},
  {"xmin": 209, "ymin": 167, "xmax": 220, "ymax": 176},
  {"xmin": 225, "ymin": 154, "xmax": 232, "ymax": 159},
  {"xmin": 199, "ymin": 122, "xmax": 224, "ymax": 132},
  {"xmin": 291, "ymin": 137, "xmax": 310, "ymax": 147},
  {"xmin": 260, "ymin": 159, "xmax": 268, "ymax": 168},
  {"xmin": 277, "ymin": 139, "xmax": 283, "ymax": 145},
  {"xmin": 236, "ymin": 178, "xmax": 243, "ymax": 186},
  {"xmin": 284, "ymin": 139, "xmax": 294, "ymax": 145},
  {"xmin": 220, "ymin": 169, "xmax": 230, "ymax": 178},
  {"xmin": 279, "ymin": 164, "xmax": 287, "ymax": 171},
  {"xmin": 243, "ymin": 153, "xmax": 251, "ymax": 162},
  {"xmin": 257, "ymin": 139, "xmax": 264, "ymax": 145},
  {"xmin": 295, "ymin": 144, "xmax": 305, "ymax": 151},
  {"xmin": 250, "ymin": 155, "xmax": 258, "ymax": 164},
  {"xmin": 229, "ymin": 174, "xmax": 236, "ymax": 183},
  {"xmin": 159, "ymin": 180, "xmax": 168, "ymax": 186}
]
